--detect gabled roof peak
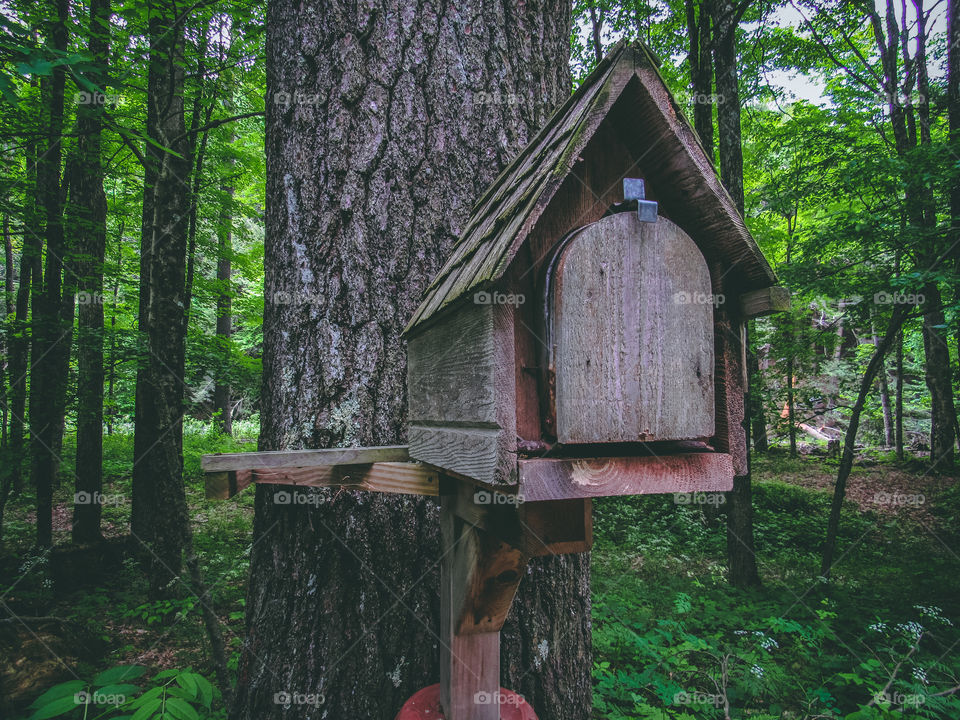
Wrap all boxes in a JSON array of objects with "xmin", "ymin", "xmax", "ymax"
[{"xmin": 405, "ymin": 40, "xmax": 775, "ymax": 335}]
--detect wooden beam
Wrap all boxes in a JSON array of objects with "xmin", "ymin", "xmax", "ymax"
[
  {"xmin": 739, "ymin": 286, "xmax": 790, "ymax": 318},
  {"xmin": 517, "ymin": 452, "xmax": 733, "ymax": 502},
  {"xmin": 201, "ymin": 444, "xmax": 410, "ymax": 472},
  {"xmin": 249, "ymin": 462, "xmax": 439, "ymax": 496},
  {"xmin": 202, "ymin": 445, "xmax": 439, "ymax": 500}
]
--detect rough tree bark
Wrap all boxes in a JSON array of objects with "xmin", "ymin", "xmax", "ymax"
[
  {"xmin": 231, "ymin": 2, "xmax": 588, "ymax": 719},
  {"xmin": 72, "ymin": 0, "xmax": 110, "ymax": 544},
  {"xmin": 131, "ymin": 0, "xmax": 191, "ymax": 596}
]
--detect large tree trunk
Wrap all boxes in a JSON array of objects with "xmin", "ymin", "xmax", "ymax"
[
  {"xmin": 31, "ymin": 0, "xmax": 70, "ymax": 548},
  {"xmin": 231, "ymin": 2, "xmax": 586, "ymax": 719},
  {"xmin": 131, "ymin": 0, "xmax": 191, "ymax": 597},
  {"xmin": 72, "ymin": 0, "xmax": 110, "ymax": 544},
  {"xmin": 712, "ymin": 1, "xmax": 760, "ymax": 587}
]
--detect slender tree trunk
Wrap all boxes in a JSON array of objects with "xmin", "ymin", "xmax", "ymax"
[
  {"xmin": 786, "ymin": 359, "xmax": 797, "ymax": 455},
  {"xmin": 1, "ymin": 213, "xmax": 12, "ymax": 445},
  {"xmin": 878, "ymin": 366, "xmax": 894, "ymax": 447},
  {"xmin": 950, "ymin": 0, "xmax": 960, "ymax": 411},
  {"xmin": 588, "ymin": 3, "xmax": 604, "ymax": 64},
  {"xmin": 896, "ymin": 329, "xmax": 904, "ymax": 458},
  {"xmin": 686, "ymin": 0, "xmax": 714, "ymax": 158},
  {"xmin": 131, "ymin": 0, "xmax": 191, "ymax": 597},
  {"xmin": 8, "ymin": 208, "xmax": 35, "ymax": 495},
  {"xmin": 748, "ymin": 325, "xmax": 768, "ymax": 452},
  {"xmin": 32, "ymin": 0, "xmax": 69, "ymax": 547},
  {"xmin": 213, "ymin": 145, "xmax": 234, "ymax": 436},
  {"xmin": 182, "ymin": 30, "xmax": 212, "ymax": 329},
  {"xmin": 712, "ymin": 1, "xmax": 743, "ymax": 215},
  {"xmin": 822, "ymin": 305, "xmax": 909, "ymax": 575},
  {"xmin": 871, "ymin": 319, "xmax": 895, "ymax": 446},
  {"xmin": 106, "ymin": 223, "xmax": 122, "ymax": 436},
  {"xmin": 72, "ymin": 0, "xmax": 110, "ymax": 544},
  {"xmin": 921, "ymin": 283, "xmax": 954, "ymax": 466},
  {"xmin": 231, "ymin": 2, "xmax": 583, "ymax": 718},
  {"xmin": 0, "ymin": 214, "xmax": 13, "ymax": 542}
]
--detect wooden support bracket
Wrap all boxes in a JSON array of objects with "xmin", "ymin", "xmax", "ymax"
[
  {"xmin": 446, "ymin": 480, "xmax": 592, "ymax": 557},
  {"xmin": 739, "ymin": 286, "xmax": 791, "ymax": 318}
]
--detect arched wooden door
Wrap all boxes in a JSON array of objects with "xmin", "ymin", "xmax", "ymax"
[{"xmin": 548, "ymin": 212, "xmax": 715, "ymax": 444}]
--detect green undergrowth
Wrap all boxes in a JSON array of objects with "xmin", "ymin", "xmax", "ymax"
[{"xmin": 591, "ymin": 453, "xmax": 960, "ymax": 719}]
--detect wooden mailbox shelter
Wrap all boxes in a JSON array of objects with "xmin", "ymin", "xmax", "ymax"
[
  {"xmin": 204, "ymin": 39, "xmax": 787, "ymax": 720},
  {"xmin": 405, "ymin": 39, "xmax": 784, "ymax": 499}
]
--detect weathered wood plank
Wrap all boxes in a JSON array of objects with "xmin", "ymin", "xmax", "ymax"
[
  {"xmin": 203, "ymin": 461, "xmax": 438, "ymax": 499},
  {"xmin": 739, "ymin": 286, "xmax": 791, "ymax": 318},
  {"xmin": 517, "ymin": 453, "xmax": 733, "ymax": 502},
  {"xmin": 521, "ymin": 499, "xmax": 593, "ymax": 557},
  {"xmin": 201, "ymin": 445, "xmax": 410, "ymax": 472},
  {"xmin": 407, "ymin": 425, "xmax": 513, "ymax": 486},
  {"xmin": 249, "ymin": 462, "xmax": 439, "ymax": 495},
  {"xmin": 407, "ymin": 302, "xmax": 497, "ymax": 423},
  {"xmin": 407, "ymin": 299, "xmax": 517, "ymax": 486},
  {"xmin": 552, "ymin": 213, "xmax": 715, "ymax": 444}
]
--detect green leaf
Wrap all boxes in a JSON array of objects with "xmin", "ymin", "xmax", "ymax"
[
  {"xmin": 29, "ymin": 681, "xmax": 86, "ymax": 709},
  {"xmin": 94, "ymin": 666, "xmax": 146, "ymax": 686},
  {"xmin": 189, "ymin": 674, "xmax": 213, "ymax": 708},
  {"xmin": 164, "ymin": 698, "xmax": 200, "ymax": 720},
  {"xmin": 130, "ymin": 697, "xmax": 161, "ymax": 720},
  {"xmin": 175, "ymin": 673, "xmax": 197, "ymax": 699},
  {"xmin": 29, "ymin": 694, "xmax": 81, "ymax": 720},
  {"xmin": 130, "ymin": 686, "xmax": 163, "ymax": 709}
]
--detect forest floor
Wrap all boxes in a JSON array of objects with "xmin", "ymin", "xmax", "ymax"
[{"xmin": 2, "ymin": 433, "xmax": 959, "ymax": 719}]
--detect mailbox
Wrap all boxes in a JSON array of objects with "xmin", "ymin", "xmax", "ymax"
[{"xmin": 403, "ymin": 40, "xmax": 787, "ymax": 503}]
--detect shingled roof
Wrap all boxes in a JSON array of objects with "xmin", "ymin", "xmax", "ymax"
[{"xmin": 405, "ymin": 40, "xmax": 776, "ymax": 334}]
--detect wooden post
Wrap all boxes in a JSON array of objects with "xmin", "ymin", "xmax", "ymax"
[{"xmin": 440, "ymin": 494, "xmax": 503, "ymax": 720}]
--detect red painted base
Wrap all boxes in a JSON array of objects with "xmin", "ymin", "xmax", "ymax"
[{"xmin": 395, "ymin": 684, "xmax": 538, "ymax": 720}]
